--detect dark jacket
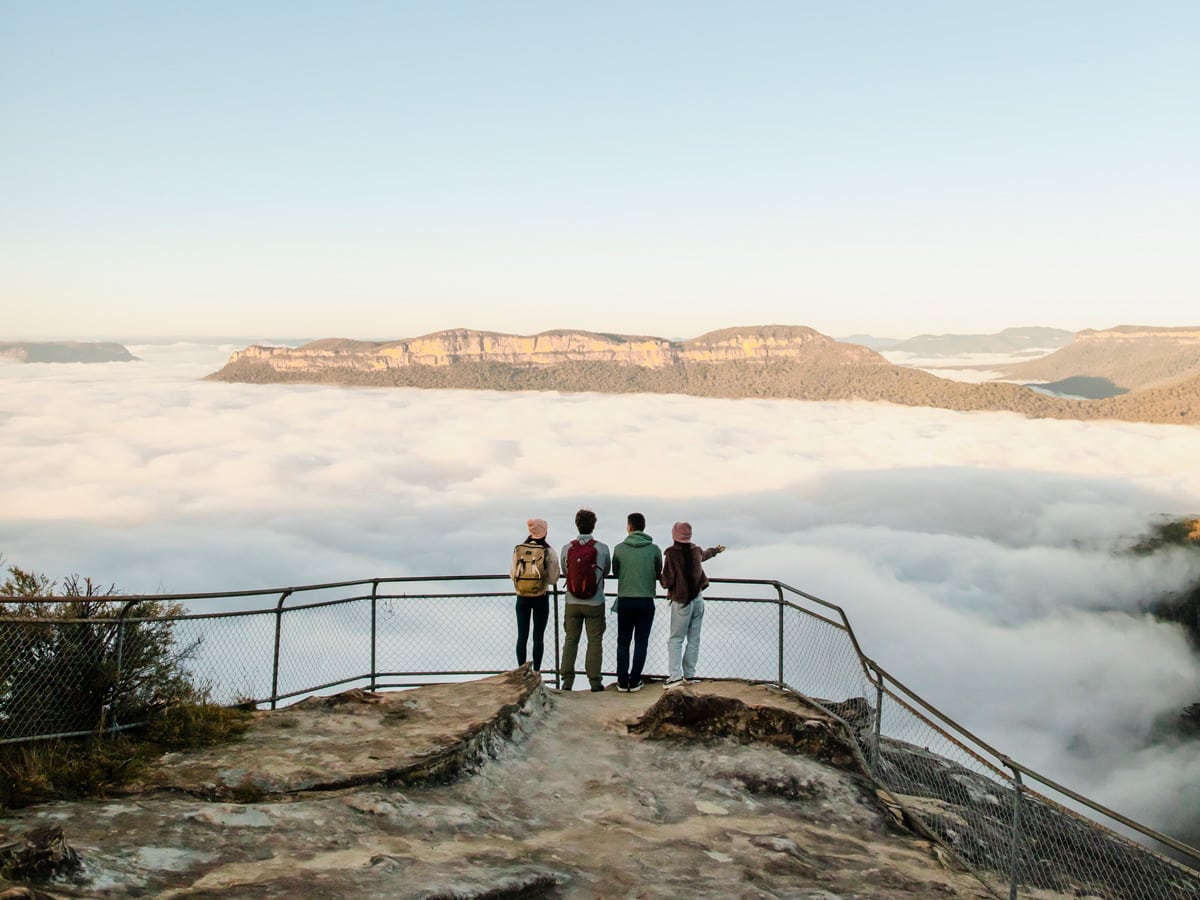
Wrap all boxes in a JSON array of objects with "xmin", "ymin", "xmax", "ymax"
[{"xmin": 660, "ymin": 541, "xmax": 720, "ymax": 603}]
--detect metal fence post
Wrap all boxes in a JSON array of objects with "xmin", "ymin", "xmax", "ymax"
[
  {"xmin": 270, "ymin": 589, "xmax": 293, "ymax": 710},
  {"xmin": 775, "ymin": 583, "xmax": 785, "ymax": 689},
  {"xmin": 1008, "ymin": 767, "xmax": 1024, "ymax": 900},
  {"xmin": 111, "ymin": 600, "xmax": 139, "ymax": 733},
  {"xmin": 370, "ymin": 580, "xmax": 379, "ymax": 692},
  {"xmin": 552, "ymin": 584, "xmax": 561, "ymax": 689},
  {"xmin": 872, "ymin": 669, "xmax": 884, "ymax": 778}
]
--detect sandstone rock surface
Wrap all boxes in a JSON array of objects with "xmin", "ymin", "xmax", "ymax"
[
  {"xmin": 213, "ymin": 325, "xmax": 879, "ymax": 374},
  {"xmin": 3, "ymin": 672, "xmax": 1183, "ymax": 898}
]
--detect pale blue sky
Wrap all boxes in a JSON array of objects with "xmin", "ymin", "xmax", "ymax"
[{"xmin": 3, "ymin": 1, "xmax": 1197, "ymax": 341}]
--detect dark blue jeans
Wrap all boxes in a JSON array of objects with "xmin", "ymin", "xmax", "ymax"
[
  {"xmin": 515, "ymin": 594, "xmax": 550, "ymax": 671},
  {"xmin": 616, "ymin": 597, "xmax": 655, "ymax": 687}
]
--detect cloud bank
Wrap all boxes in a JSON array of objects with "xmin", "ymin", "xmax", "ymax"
[{"xmin": 2, "ymin": 343, "xmax": 1199, "ymax": 841}]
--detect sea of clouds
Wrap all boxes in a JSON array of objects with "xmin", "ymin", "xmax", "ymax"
[{"xmin": 2, "ymin": 342, "xmax": 1199, "ymax": 842}]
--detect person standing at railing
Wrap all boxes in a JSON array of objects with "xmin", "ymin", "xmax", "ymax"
[
  {"xmin": 661, "ymin": 522, "xmax": 725, "ymax": 688},
  {"xmin": 559, "ymin": 508, "xmax": 611, "ymax": 692},
  {"xmin": 511, "ymin": 517, "xmax": 561, "ymax": 675},
  {"xmin": 611, "ymin": 512, "xmax": 662, "ymax": 693}
]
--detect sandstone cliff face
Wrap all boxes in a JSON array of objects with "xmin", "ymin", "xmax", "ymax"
[
  {"xmin": 1002, "ymin": 325, "xmax": 1200, "ymax": 391},
  {"xmin": 1076, "ymin": 326, "xmax": 1200, "ymax": 344},
  {"xmin": 206, "ymin": 324, "xmax": 1200, "ymax": 426},
  {"xmin": 223, "ymin": 325, "xmax": 884, "ymax": 373}
]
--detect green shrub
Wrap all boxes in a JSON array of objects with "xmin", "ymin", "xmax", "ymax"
[
  {"xmin": 0, "ymin": 703, "xmax": 251, "ymax": 808},
  {"xmin": 1, "ymin": 563, "xmax": 202, "ymax": 740},
  {"xmin": 0, "ymin": 558, "xmax": 251, "ymax": 809}
]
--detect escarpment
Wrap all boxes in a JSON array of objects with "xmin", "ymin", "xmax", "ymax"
[
  {"xmin": 206, "ymin": 324, "xmax": 1200, "ymax": 425},
  {"xmin": 212, "ymin": 324, "xmax": 882, "ymax": 374}
]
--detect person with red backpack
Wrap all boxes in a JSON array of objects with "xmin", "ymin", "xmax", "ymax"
[{"xmin": 558, "ymin": 508, "xmax": 611, "ymax": 692}]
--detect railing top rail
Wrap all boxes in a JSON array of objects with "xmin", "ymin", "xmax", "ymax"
[
  {"xmin": 0, "ymin": 573, "xmax": 517, "ymax": 604},
  {"xmin": 0, "ymin": 573, "xmax": 798, "ymax": 606},
  {"xmin": 870, "ymin": 660, "xmax": 1009, "ymax": 760}
]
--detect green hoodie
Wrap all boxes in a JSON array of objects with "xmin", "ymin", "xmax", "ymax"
[{"xmin": 612, "ymin": 531, "xmax": 663, "ymax": 598}]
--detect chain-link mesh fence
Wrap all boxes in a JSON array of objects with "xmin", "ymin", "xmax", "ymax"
[
  {"xmin": 2, "ymin": 575, "xmax": 1198, "ymax": 897},
  {"xmin": 860, "ymin": 675, "xmax": 1200, "ymax": 899}
]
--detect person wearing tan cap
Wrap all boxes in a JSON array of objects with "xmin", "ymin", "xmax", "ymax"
[
  {"xmin": 510, "ymin": 517, "xmax": 560, "ymax": 674},
  {"xmin": 660, "ymin": 521, "xmax": 725, "ymax": 687}
]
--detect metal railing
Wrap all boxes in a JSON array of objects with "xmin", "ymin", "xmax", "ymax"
[{"xmin": 2, "ymin": 574, "xmax": 1198, "ymax": 898}]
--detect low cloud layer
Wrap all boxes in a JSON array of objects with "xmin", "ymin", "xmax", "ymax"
[{"xmin": 3, "ymin": 343, "xmax": 1200, "ymax": 840}]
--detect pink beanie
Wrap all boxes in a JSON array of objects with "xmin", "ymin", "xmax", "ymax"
[
  {"xmin": 527, "ymin": 518, "xmax": 548, "ymax": 539},
  {"xmin": 672, "ymin": 521, "xmax": 692, "ymax": 542}
]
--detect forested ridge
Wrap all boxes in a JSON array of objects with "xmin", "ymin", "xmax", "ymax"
[{"xmin": 209, "ymin": 355, "xmax": 1200, "ymax": 425}]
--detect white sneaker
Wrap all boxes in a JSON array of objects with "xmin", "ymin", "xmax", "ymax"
[{"xmin": 664, "ymin": 677, "xmax": 686, "ymax": 688}]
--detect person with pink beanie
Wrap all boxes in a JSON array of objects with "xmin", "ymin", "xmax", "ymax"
[
  {"xmin": 660, "ymin": 521, "xmax": 725, "ymax": 687},
  {"xmin": 510, "ymin": 517, "xmax": 560, "ymax": 674}
]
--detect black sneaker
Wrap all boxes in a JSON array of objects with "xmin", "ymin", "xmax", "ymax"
[
  {"xmin": 616, "ymin": 684, "xmax": 630, "ymax": 693},
  {"xmin": 628, "ymin": 680, "xmax": 644, "ymax": 693},
  {"xmin": 590, "ymin": 684, "xmax": 605, "ymax": 692}
]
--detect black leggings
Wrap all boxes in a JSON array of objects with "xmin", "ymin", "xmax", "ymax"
[{"xmin": 515, "ymin": 594, "xmax": 551, "ymax": 671}]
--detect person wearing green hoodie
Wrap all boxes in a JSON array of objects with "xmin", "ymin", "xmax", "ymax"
[{"xmin": 611, "ymin": 512, "xmax": 663, "ymax": 692}]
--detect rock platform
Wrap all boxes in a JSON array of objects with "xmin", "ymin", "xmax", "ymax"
[{"xmin": 1, "ymin": 669, "xmax": 1055, "ymax": 898}]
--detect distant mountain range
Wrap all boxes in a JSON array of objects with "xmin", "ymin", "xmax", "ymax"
[
  {"xmin": 859, "ymin": 326, "xmax": 1075, "ymax": 356},
  {"xmin": 838, "ymin": 334, "xmax": 905, "ymax": 351},
  {"xmin": 0, "ymin": 341, "xmax": 138, "ymax": 363},
  {"xmin": 207, "ymin": 324, "xmax": 1200, "ymax": 426}
]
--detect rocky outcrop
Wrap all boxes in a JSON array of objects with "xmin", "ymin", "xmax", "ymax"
[
  {"xmin": 213, "ymin": 325, "xmax": 881, "ymax": 375},
  {"xmin": 0, "ymin": 342, "xmax": 137, "ymax": 364},
  {"xmin": 1, "ymin": 674, "xmax": 1025, "ymax": 899},
  {"xmin": 628, "ymin": 683, "xmax": 860, "ymax": 769},
  {"xmin": 132, "ymin": 670, "xmax": 548, "ymax": 799},
  {"xmin": 5, "ymin": 674, "xmax": 1195, "ymax": 898},
  {"xmin": 206, "ymin": 324, "xmax": 1200, "ymax": 425},
  {"xmin": 637, "ymin": 684, "xmax": 1200, "ymax": 898},
  {"xmin": 0, "ymin": 827, "xmax": 79, "ymax": 884}
]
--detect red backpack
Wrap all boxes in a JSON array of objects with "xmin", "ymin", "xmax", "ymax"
[{"xmin": 564, "ymin": 539, "xmax": 599, "ymax": 598}]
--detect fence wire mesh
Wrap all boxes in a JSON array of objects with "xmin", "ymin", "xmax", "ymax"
[
  {"xmin": 2, "ymin": 575, "xmax": 1197, "ymax": 898},
  {"xmin": 867, "ymin": 680, "xmax": 1200, "ymax": 899}
]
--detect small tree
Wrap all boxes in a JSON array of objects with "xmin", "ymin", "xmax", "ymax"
[{"xmin": 0, "ymin": 561, "xmax": 201, "ymax": 741}]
